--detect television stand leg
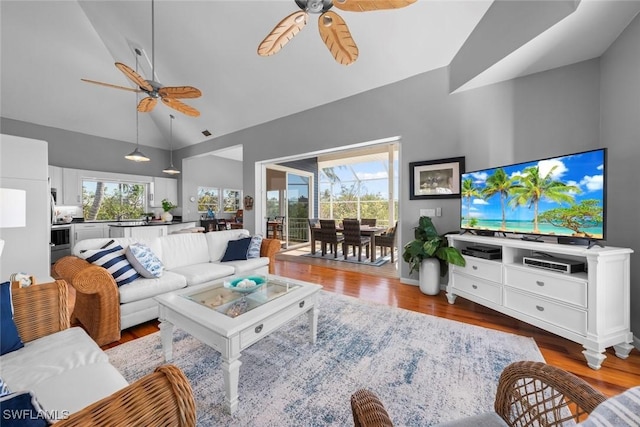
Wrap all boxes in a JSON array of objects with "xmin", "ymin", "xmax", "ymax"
[{"xmin": 587, "ymin": 239, "xmax": 604, "ymax": 249}]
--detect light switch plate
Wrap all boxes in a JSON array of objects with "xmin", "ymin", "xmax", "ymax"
[{"xmin": 420, "ymin": 208, "xmax": 436, "ymax": 217}]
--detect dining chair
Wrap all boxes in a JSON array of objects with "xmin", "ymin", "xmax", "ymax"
[
  {"xmin": 216, "ymin": 219, "xmax": 228, "ymax": 231},
  {"xmin": 376, "ymin": 222, "xmax": 397, "ymax": 262},
  {"xmin": 342, "ymin": 219, "xmax": 371, "ymax": 262},
  {"xmin": 319, "ymin": 219, "xmax": 344, "ymax": 258},
  {"xmin": 361, "ymin": 218, "xmax": 377, "ymax": 227}
]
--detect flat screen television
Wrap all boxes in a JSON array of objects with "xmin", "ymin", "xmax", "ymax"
[{"xmin": 460, "ymin": 148, "xmax": 606, "ymax": 242}]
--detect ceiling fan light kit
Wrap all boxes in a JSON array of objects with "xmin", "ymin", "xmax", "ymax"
[
  {"xmin": 258, "ymin": 0, "xmax": 416, "ymax": 65},
  {"xmin": 163, "ymin": 114, "xmax": 180, "ymax": 175},
  {"xmin": 82, "ymin": 0, "xmax": 202, "ymax": 117}
]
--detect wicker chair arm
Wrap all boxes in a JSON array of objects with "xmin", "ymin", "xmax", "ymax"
[
  {"xmin": 260, "ymin": 238, "xmax": 281, "ymax": 274},
  {"xmin": 494, "ymin": 361, "xmax": 607, "ymax": 426},
  {"xmin": 12, "ymin": 280, "xmax": 70, "ymax": 343},
  {"xmin": 52, "ymin": 255, "xmax": 91, "ymax": 282},
  {"xmin": 350, "ymin": 389, "xmax": 394, "ymax": 427},
  {"xmin": 56, "ymin": 364, "xmax": 196, "ymax": 427}
]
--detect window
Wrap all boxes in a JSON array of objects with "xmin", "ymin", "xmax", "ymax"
[
  {"xmin": 222, "ymin": 189, "xmax": 242, "ymax": 212},
  {"xmin": 197, "ymin": 187, "xmax": 220, "ymax": 212},
  {"xmin": 82, "ymin": 180, "xmax": 147, "ymax": 221}
]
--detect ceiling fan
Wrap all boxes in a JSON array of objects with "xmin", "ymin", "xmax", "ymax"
[
  {"xmin": 257, "ymin": 0, "xmax": 417, "ymax": 66},
  {"xmin": 81, "ymin": 0, "xmax": 201, "ymax": 117}
]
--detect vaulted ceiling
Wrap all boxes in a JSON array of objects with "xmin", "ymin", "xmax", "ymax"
[{"xmin": 1, "ymin": 1, "xmax": 638, "ymax": 152}]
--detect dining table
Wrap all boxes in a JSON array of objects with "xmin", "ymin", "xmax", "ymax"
[{"xmin": 309, "ymin": 225, "xmax": 387, "ymax": 262}]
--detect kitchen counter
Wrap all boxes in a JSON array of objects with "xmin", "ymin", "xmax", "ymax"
[
  {"xmin": 108, "ymin": 221, "xmax": 191, "ymax": 227},
  {"xmin": 108, "ymin": 221, "xmax": 196, "ymax": 239}
]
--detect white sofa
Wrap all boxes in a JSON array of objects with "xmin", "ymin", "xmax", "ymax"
[{"xmin": 53, "ymin": 229, "xmax": 281, "ymax": 345}]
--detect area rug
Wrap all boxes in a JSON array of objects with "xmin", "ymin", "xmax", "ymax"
[
  {"xmin": 301, "ymin": 250, "xmax": 391, "ymax": 266},
  {"xmin": 106, "ymin": 291, "xmax": 544, "ymax": 426}
]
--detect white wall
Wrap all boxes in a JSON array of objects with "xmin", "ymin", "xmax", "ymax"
[
  {"xmin": 600, "ymin": 13, "xmax": 640, "ymax": 342},
  {"xmin": 0, "ymin": 134, "xmax": 51, "ymax": 282}
]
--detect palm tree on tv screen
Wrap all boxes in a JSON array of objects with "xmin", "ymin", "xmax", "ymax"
[
  {"xmin": 461, "ymin": 178, "xmax": 480, "ymax": 226},
  {"xmin": 482, "ymin": 168, "xmax": 518, "ymax": 231},
  {"xmin": 509, "ymin": 165, "xmax": 580, "ymax": 233}
]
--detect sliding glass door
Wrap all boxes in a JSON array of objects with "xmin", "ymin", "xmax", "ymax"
[{"xmin": 286, "ymin": 172, "xmax": 311, "ymax": 247}]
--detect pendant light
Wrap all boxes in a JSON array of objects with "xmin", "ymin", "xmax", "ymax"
[
  {"xmin": 162, "ymin": 114, "xmax": 180, "ymax": 174},
  {"xmin": 125, "ymin": 51, "xmax": 150, "ymax": 162}
]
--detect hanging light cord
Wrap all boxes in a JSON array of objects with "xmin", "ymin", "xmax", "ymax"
[
  {"xmin": 169, "ymin": 114, "xmax": 174, "ymax": 165},
  {"xmin": 135, "ymin": 55, "xmax": 140, "ymax": 148},
  {"xmin": 151, "ymin": 0, "xmax": 155, "ymax": 82}
]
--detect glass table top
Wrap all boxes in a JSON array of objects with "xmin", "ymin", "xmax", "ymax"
[{"xmin": 183, "ymin": 276, "xmax": 300, "ymax": 318}]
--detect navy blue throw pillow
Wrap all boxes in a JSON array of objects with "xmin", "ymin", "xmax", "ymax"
[
  {"xmin": 0, "ymin": 391, "xmax": 49, "ymax": 427},
  {"xmin": 221, "ymin": 237, "xmax": 252, "ymax": 262},
  {"xmin": 0, "ymin": 281, "xmax": 24, "ymax": 356}
]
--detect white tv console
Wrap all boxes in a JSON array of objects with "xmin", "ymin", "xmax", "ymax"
[{"xmin": 446, "ymin": 234, "xmax": 633, "ymax": 370}]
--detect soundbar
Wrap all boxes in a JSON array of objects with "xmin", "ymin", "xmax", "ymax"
[
  {"xmin": 522, "ymin": 256, "xmax": 585, "ymax": 274},
  {"xmin": 461, "ymin": 248, "xmax": 502, "ymax": 260}
]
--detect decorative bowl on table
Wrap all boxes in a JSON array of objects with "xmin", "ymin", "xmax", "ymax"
[{"xmin": 223, "ymin": 275, "xmax": 267, "ymax": 293}]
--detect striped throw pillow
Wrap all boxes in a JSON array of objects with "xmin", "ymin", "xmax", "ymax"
[
  {"xmin": 79, "ymin": 240, "xmax": 140, "ymax": 286},
  {"xmin": 578, "ymin": 386, "xmax": 640, "ymax": 426}
]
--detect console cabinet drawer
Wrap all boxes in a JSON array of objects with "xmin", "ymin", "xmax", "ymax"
[
  {"xmin": 451, "ymin": 273, "xmax": 501, "ymax": 305},
  {"xmin": 504, "ymin": 266, "xmax": 587, "ymax": 308},
  {"xmin": 452, "ymin": 257, "xmax": 502, "ymax": 283},
  {"xmin": 504, "ymin": 288, "xmax": 586, "ymax": 335}
]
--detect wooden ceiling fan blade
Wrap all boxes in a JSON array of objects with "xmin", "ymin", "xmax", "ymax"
[
  {"xmin": 318, "ymin": 11, "xmax": 358, "ymax": 65},
  {"xmin": 138, "ymin": 97, "xmax": 157, "ymax": 113},
  {"xmin": 81, "ymin": 78, "xmax": 141, "ymax": 93},
  {"xmin": 332, "ymin": 0, "xmax": 417, "ymax": 12},
  {"xmin": 158, "ymin": 86, "xmax": 202, "ymax": 99},
  {"xmin": 115, "ymin": 62, "xmax": 154, "ymax": 92},
  {"xmin": 162, "ymin": 98, "xmax": 200, "ymax": 117},
  {"xmin": 258, "ymin": 11, "xmax": 308, "ymax": 56}
]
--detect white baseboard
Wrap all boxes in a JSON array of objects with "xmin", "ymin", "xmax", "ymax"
[{"xmin": 400, "ymin": 278, "xmax": 419, "ymax": 286}]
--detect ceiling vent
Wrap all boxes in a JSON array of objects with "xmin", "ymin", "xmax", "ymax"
[{"xmin": 202, "ymin": 130, "xmax": 212, "ymax": 137}]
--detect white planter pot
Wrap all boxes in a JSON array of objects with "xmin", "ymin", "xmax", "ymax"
[
  {"xmin": 161, "ymin": 211, "xmax": 173, "ymax": 223},
  {"xmin": 419, "ymin": 258, "xmax": 441, "ymax": 295}
]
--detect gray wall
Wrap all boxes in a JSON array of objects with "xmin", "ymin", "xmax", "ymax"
[
  {"xmin": 180, "ymin": 154, "xmax": 243, "ymax": 222},
  {"xmin": 600, "ymin": 13, "xmax": 640, "ymax": 341},
  {"xmin": 177, "ymin": 59, "xmax": 603, "ymax": 283},
  {"xmin": 0, "ymin": 118, "xmax": 171, "ymax": 177}
]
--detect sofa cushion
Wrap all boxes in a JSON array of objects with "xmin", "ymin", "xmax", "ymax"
[
  {"xmin": 0, "ymin": 327, "xmax": 109, "ymax": 390},
  {"xmin": 247, "ymin": 235, "xmax": 263, "ymax": 259},
  {"xmin": 0, "ymin": 281, "xmax": 24, "ymax": 356},
  {"xmin": 79, "ymin": 241, "xmax": 140, "ymax": 286},
  {"xmin": 0, "ymin": 391, "xmax": 48, "ymax": 427},
  {"xmin": 32, "ymin": 362, "xmax": 128, "ymax": 417},
  {"xmin": 126, "ymin": 243, "xmax": 164, "ymax": 278},
  {"xmin": 160, "ymin": 233, "xmax": 210, "ymax": 270},
  {"xmin": 118, "ymin": 271, "xmax": 187, "ymax": 304},
  {"xmin": 169, "ymin": 263, "xmax": 236, "ymax": 286},
  {"xmin": 0, "ymin": 377, "xmax": 10, "ymax": 397},
  {"xmin": 216, "ymin": 257, "xmax": 270, "ymax": 275},
  {"xmin": 205, "ymin": 229, "xmax": 251, "ymax": 262},
  {"xmin": 221, "ymin": 237, "xmax": 252, "ymax": 262}
]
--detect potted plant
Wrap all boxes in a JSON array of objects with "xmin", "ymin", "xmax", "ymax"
[
  {"xmin": 161, "ymin": 199, "xmax": 177, "ymax": 223},
  {"xmin": 402, "ymin": 216, "xmax": 466, "ymax": 295}
]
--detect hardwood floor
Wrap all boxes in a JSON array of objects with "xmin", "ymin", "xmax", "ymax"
[{"xmin": 110, "ymin": 258, "xmax": 640, "ymax": 397}]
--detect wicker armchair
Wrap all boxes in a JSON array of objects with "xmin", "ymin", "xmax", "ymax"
[
  {"xmin": 10, "ymin": 280, "xmax": 196, "ymax": 426},
  {"xmin": 52, "ymin": 237, "xmax": 282, "ymax": 346},
  {"xmin": 350, "ymin": 361, "xmax": 607, "ymax": 427}
]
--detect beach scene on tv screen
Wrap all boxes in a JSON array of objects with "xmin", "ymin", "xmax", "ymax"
[{"xmin": 461, "ymin": 150, "xmax": 605, "ymax": 239}]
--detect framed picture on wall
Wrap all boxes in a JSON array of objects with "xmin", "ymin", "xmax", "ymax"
[{"xmin": 409, "ymin": 156, "xmax": 465, "ymax": 200}]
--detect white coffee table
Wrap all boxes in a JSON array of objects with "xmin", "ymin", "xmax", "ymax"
[{"xmin": 155, "ymin": 274, "xmax": 322, "ymax": 414}]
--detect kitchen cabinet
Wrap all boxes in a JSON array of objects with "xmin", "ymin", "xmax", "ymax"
[
  {"xmin": 109, "ymin": 225, "xmax": 167, "ymax": 239},
  {"xmin": 446, "ymin": 234, "xmax": 633, "ymax": 370},
  {"xmin": 149, "ymin": 177, "xmax": 178, "ymax": 208},
  {"xmin": 48, "ymin": 165, "xmax": 63, "ymax": 197},
  {"xmin": 62, "ymin": 168, "xmax": 82, "ymax": 205},
  {"xmin": 73, "ymin": 223, "xmax": 106, "ymax": 244}
]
